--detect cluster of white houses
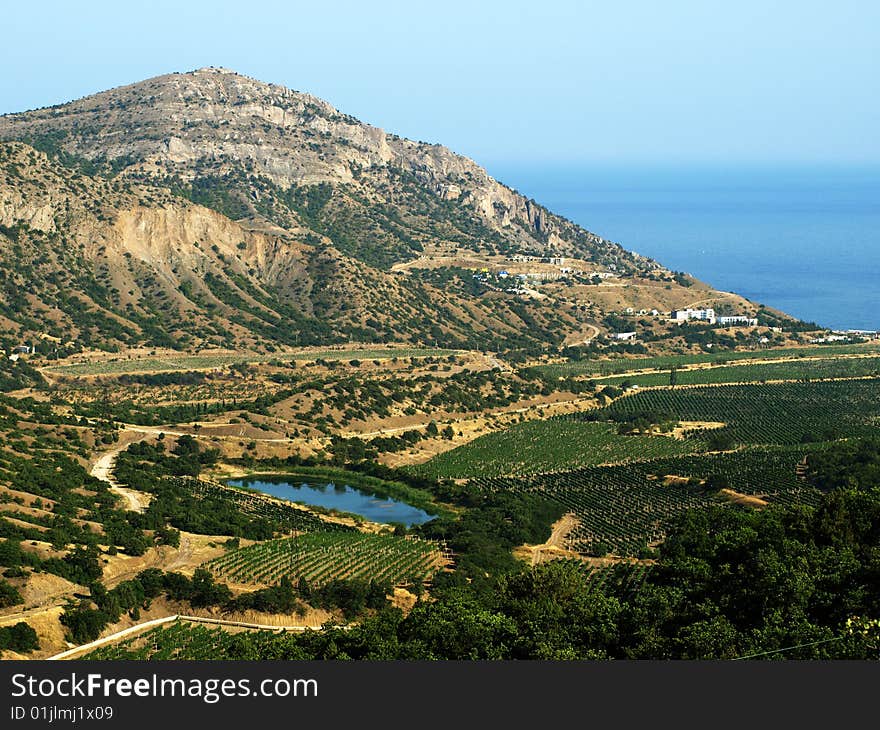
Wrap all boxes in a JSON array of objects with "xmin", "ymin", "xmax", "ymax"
[
  {"xmin": 810, "ymin": 331, "xmax": 880, "ymax": 344},
  {"xmin": 504, "ymin": 254, "xmax": 617, "ymax": 282},
  {"xmin": 611, "ymin": 308, "xmax": 763, "ymax": 341},
  {"xmin": 507, "ymin": 254, "xmax": 573, "ymax": 266},
  {"xmin": 620, "ymin": 307, "xmax": 760, "ymax": 327},
  {"xmin": 670, "ymin": 308, "xmax": 758, "ymax": 327}
]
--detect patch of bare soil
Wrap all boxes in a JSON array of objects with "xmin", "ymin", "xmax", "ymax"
[
  {"xmin": 0, "ymin": 486, "xmax": 58, "ymax": 509},
  {"xmin": 719, "ymin": 488, "xmax": 769, "ymax": 508},
  {"xmin": 3, "ymin": 517, "xmax": 48, "ymax": 533},
  {"xmin": 101, "ymin": 531, "xmax": 240, "ymax": 587},
  {"xmin": 17, "ymin": 573, "xmax": 83, "ymax": 608},
  {"xmin": 182, "ymin": 605, "xmax": 333, "ymax": 629},
  {"xmin": 515, "ymin": 513, "xmax": 582, "ymax": 566},
  {"xmin": 0, "ymin": 503, "xmax": 103, "ymax": 534},
  {"xmin": 662, "ymin": 475, "xmax": 696, "ymax": 487},
  {"xmin": 14, "ymin": 539, "xmax": 67, "ymax": 561},
  {"xmin": 670, "ymin": 420, "xmax": 726, "ymax": 440},
  {"xmin": 390, "ymin": 587, "xmax": 419, "ymax": 614}
]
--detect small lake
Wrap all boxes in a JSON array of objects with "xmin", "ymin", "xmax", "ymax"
[{"xmin": 227, "ymin": 476, "xmax": 436, "ymax": 527}]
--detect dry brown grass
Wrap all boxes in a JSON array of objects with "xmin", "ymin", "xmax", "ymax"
[{"xmin": 719, "ymin": 488, "xmax": 769, "ymax": 508}]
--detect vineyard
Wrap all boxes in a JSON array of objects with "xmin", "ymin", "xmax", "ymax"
[
  {"xmin": 177, "ymin": 477, "xmax": 356, "ymax": 534},
  {"xmin": 206, "ymin": 532, "xmax": 447, "ymax": 587},
  {"xmin": 532, "ymin": 343, "xmax": 880, "ymax": 379},
  {"xmin": 279, "ymin": 347, "xmax": 462, "ymax": 362},
  {"xmin": 44, "ymin": 355, "xmax": 247, "ymax": 376},
  {"xmin": 417, "ymin": 376, "xmax": 879, "ymax": 480},
  {"xmin": 596, "ymin": 356, "xmax": 880, "ymax": 387},
  {"xmin": 45, "ymin": 347, "xmax": 462, "ymax": 377},
  {"xmin": 474, "ymin": 448, "xmax": 824, "ymax": 556},
  {"xmin": 559, "ymin": 561, "xmax": 653, "ymax": 598},
  {"xmin": 81, "ymin": 622, "xmax": 300, "ymax": 661},
  {"xmin": 598, "ymin": 379, "xmax": 880, "ymax": 446},
  {"xmin": 414, "ymin": 376, "xmax": 876, "ymax": 555},
  {"xmin": 413, "ymin": 420, "xmax": 700, "ymax": 479}
]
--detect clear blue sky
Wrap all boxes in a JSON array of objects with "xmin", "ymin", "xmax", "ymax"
[{"xmin": 2, "ymin": 0, "xmax": 878, "ymax": 165}]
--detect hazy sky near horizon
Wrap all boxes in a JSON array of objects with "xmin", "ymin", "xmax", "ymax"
[{"xmin": 2, "ymin": 0, "xmax": 878, "ymax": 166}]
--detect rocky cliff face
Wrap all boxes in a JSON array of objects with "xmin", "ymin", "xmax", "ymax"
[
  {"xmin": 0, "ymin": 68, "xmax": 644, "ymax": 269},
  {"xmin": 0, "ymin": 142, "xmax": 588, "ymax": 352}
]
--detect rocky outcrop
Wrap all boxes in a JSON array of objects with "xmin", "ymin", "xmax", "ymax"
[{"xmin": 0, "ymin": 68, "xmax": 644, "ymax": 266}]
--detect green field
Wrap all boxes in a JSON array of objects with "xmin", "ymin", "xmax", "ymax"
[
  {"xmin": 595, "ymin": 356, "xmax": 880, "ymax": 387},
  {"xmin": 45, "ymin": 347, "xmax": 464, "ymax": 376},
  {"xmin": 206, "ymin": 532, "xmax": 444, "ymax": 587},
  {"xmin": 414, "ymin": 377, "xmax": 879, "ymax": 555},
  {"xmin": 532, "ymin": 343, "xmax": 880, "ymax": 379},
  {"xmin": 413, "ymin": 420, "xmax": 701, "ymax": 479},
  {"xmin": 418, "ymin": 377, "xmax": 880, "ymax": 479},
  {"xmin": 80, "ymin": 622, "xmax": 296, "ymax": 660},
  {"xmin": 600, "ymin": 379, "xmax": 880, "ymax": 446},
  {"xmin": 474, "ymin": 447, "xmax": 824, "ymax": 556}
]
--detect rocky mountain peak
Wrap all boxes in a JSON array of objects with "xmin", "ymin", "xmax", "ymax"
[{"xmin": 0, "ymin": 68, "xmax": 653, "ymax": 269}]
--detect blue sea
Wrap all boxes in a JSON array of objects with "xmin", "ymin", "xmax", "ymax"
[{"xmin": 488, "ymin": 164, "xmax": 880, "ymax": 331}]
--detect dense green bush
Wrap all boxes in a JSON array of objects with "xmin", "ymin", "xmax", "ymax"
[{"xmin": 0, "ymin": 622, "xmax": 39, "ymax": 653}]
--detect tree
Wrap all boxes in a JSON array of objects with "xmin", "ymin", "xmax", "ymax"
[
  {"xmin": 0, "ymin": 622, "xmax": 38, "ymax": 653},
  {"xmin": 60, "ymin": 601, "xmax": 110, "ymax": 643},
  {"xmin": 189, "ymin": 568, "xmax": 232, "ymax": 607},
  {"xmin": 0, "ymin": 579, "xmax": 23, "ymax": 609},
  {"xmin": 707, "ymin": 431, "xmax": 735, "ymax": 452}
]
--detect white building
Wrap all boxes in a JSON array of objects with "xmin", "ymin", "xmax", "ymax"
[
  {"xmin": 716, "ymin": 316, "xmax": 758, "ymax": 327},
  {"xmin": 613, "ymin": 331, "xmax": 638, "ymax": 341},
  {"xmin": 671, "ymin": 308, "xmax": 716, "ymax": 324}
]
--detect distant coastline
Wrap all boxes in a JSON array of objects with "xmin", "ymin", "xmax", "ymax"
[{"xmin": 490, "ymin": 163, "xmax": 880, "ymax": 331}]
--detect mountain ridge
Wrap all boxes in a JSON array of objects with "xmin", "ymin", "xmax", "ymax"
[
  {"xmin": 0, "ymin": 67, "xmax": 639, "ymax": 267},
  {"xmin": 0, "ymin": 69, "xmax": 771, "ymax": 356}
]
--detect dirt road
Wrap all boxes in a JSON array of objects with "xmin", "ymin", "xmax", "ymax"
[
  {"xmin": 48, "ymin": 614, "xmax": 351, "ymax": 660},
  {"xmin": 564, "ymin": 324, "xmax": 600, "ymax": 347},
  {"xmin": 515, "ymin": 513, "xmax": 581, "ymax": 566},
  {"xmin": 90, "ymin": 441, "xmax": 150, "ymax": 513}
]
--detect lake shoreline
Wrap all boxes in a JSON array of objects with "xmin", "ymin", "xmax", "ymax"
[{"xmin": 224, "ymin": 468, "xmax": 445, "ymax": 527}]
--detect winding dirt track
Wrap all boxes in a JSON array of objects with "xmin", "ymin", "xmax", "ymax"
[
  {"xmin": 90, "ymin": 447, "xmax": 147, "ymax": 512},
  {"xmin": 519, "ymin": 513, "xmax": 580, "ymax": 566}
]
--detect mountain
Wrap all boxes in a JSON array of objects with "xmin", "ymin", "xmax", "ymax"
[{"xmin": 0, "ymin": 68, "xmax": 761, "ymax": 355}]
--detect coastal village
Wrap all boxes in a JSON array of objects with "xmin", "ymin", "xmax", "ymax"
[{"xmin": 463, "ymin": 253, "xmax": 879, "ymax": 347}]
